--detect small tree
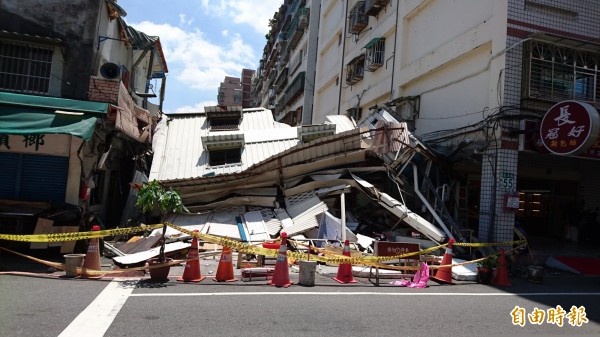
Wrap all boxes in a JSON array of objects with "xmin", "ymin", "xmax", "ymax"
[{"xmin": 136, "ymin": 180, "xmax": 187, "ymax": 262}]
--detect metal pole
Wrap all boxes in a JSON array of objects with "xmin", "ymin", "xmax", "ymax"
[{"xmin": 341, "ymin": 192, "xmax": 346, "ymax": 243}]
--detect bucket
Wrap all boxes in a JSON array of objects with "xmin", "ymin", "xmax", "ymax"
[
  {"xmin": 527, "ymin": 265, "xmax": 544, "ymax": 284},
  {"xmin": 298, "ymin": 260, "xmax": 317, "ymax": 287},
  {"xmin": 63, "ymin": 254, "xmax": 86, "ymax": 277}
]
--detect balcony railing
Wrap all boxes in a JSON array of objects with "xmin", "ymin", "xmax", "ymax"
[
  {"xmin": 274, "ymin": 67, "xmax": 289, "ymax": 94},
  {"xmin": 287, "ymin": 7, "xmax": 309, "ymax": 50},
  {"xmin": 283, "ymin": 71, "xmax": 305, "ymax": 106},
  {"xmin": 290, "ymin": 49, "xmax": 303, "ymax": 76}
]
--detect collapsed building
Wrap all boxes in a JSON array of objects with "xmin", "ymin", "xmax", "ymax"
[{"xmin": 141, "ymin": 105, "xmax": 479, "ymax": 260}]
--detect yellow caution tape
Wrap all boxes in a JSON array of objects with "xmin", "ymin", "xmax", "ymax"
[
  {"xmin": 454, "ymin": 239, "xmax": 527, "ymax": 248},
  {"xmin": 0, "ymin": 221, "xmax": 530, "ymax": 272},
  {"xmin": 0, "ymin": 246, "xmax": 182, "ymax": 277},
  {"xmin": 0, "ymin": 224, "xmax": 163, "ymax": 242}
]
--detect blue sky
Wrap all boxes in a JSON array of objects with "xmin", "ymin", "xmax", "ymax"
[{"xmin": 121, "ymin": 0, "xmax": 282, "ymax": 113}]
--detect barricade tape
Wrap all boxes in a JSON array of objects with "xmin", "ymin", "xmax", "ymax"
[
  {"xmin": 0, "ymin": 246, "xmax": 183, "ymax": 277},
  {"xmin": 454, "ymin": 239, "xmax": 527, "ymax": 248},
  {"xmin": 0, "ymin": 224, "xmax": 163, "ymax": 242},
  {"xmin": 0, "ymin": 222, "xmax": 530, "ymax": 272}
]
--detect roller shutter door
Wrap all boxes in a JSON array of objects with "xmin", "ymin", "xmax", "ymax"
[{"xmin": 0, "ymin": 153, "xmax": 69, "ymax": 203}]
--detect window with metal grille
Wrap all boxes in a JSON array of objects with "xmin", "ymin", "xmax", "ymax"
[
  {"xmin": 345, "ymin": 54, "xmax": 365, "ymax": 85},
  {"xmin": 0, "ymin": 41, "xmax": 53, "ymax": 94},
  {"xmin": 525, "ymin": 40, "xmax": 600, "ymax": 105},
  {"xmin": 365, "ymin": 38, "xmax": 385, "ymax": 72},
  {"xmin": 348, "ymin": 1, "xmax": 368, "ymax": 35},
  {"xmin": 209, "ymin": 117, "xmax": 240, "ymax": 131},
  {"xmin": 208, "ymin": 148, "xmax": 242, "ymax": 166}
]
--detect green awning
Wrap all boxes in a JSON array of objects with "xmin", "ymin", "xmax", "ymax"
[
  {"xmin": 364, "ymin": 37, "xmax": 384, "ymax": 49},
  {"xmin": 0, "ymin": 92, "xmax": 108, "ymax": 114},
  {"xmin": 0, "ymin": 92, "xmax": 108, "ymax": 140}
]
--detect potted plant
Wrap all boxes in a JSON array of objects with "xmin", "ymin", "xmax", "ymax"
[
  {"xmin": 136, "ymin": 180, "xmax": 188, "ymax": 282},
  {"xmin": 476, "ymin": 255, "xmax": 497, "ymax": 285}
]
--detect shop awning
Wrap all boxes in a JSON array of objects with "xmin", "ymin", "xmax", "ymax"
[{"xmin": 0, "ymin": 92, "xmax": 108, "ymax": 140}]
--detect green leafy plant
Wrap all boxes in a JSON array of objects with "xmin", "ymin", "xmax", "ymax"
[
  {"xmin": 136, "ymin": 180, "xmax": 188, "ymax": 262},
  {"xmin": 476, "ymin": 255, "xmax": 498, "ymax": 270}
]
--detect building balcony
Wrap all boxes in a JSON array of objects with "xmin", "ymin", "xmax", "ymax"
[
  {"xmin": 283, "ymin": 71, "xmax": 305, "ymax": 106},
  {"xmin": 274, "ymin": 67, "xmax": 289, "ymax": 94},
  {"xmin": 287, "ymin": 8, "xmax": 309, "ymax": 50}
]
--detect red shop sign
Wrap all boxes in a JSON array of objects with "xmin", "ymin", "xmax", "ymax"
[{"xmin": 539, "ymin": 101, "xmax": 600, "ymax": 156}]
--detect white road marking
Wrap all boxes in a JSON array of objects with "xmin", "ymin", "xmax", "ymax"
[
  {"xmin": 58, "ymin": 279, "xmax": 135, "ymax": 337},
  {"xmin": 130, "ymin": 292, "xmax": 600, "ymax": 297}
]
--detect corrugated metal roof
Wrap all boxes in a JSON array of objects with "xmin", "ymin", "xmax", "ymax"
[
  {"xmin": 326, "ymin": 115, "xmax": 356, "ymax": 133},
  {"xmin": 285, "ymin": 191, "xmax": 319, "ymax": 218},
  {"xmin": 150, "ymin": 109, "xmax": 301, "ymax": 181},
  {"xmin": 205, "ymin": 207, "xmax": 245, "ymax": 240},
  {"xmin": 242, "ymin": 211, "xmax": 270, "ymax": 242},
  {"xmin": 283, "ymin": 201, "xmax": 328, "ymax": 236},
  {"xmin": 0, "ymin": 30, "xmax": 63, "ymax": 46}
]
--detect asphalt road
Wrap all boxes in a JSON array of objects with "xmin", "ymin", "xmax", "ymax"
[{"xmin": 1, "ymin": 268, "xmax": 599, "ymax": 337}]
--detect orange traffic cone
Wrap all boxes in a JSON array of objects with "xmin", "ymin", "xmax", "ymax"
[
  {"xmin": 332, "ymin": 240, "xmax": 358, "ymax": 284},
  {"xmin": 177, "ymin": 230, "xmax": 205, "ymax": 283},
  {"xmin": 431, "ymin": 239, "xmax": 454, "ymax": 284},
  {"xmin": 213, "ymin": 244, "xmax": 237, "ymax": 282},
  {"xmin": 268, "ymin": 232, "xmax": 293, "ymax": 287},
  {"xmin": 492, "ymin": 248, "xmax": 511, "ymax": 286},
  {"xmin": 81, "ymin": 225, "xmax": 102, "ymax": 278}
]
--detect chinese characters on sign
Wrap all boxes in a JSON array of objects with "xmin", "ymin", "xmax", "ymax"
[
  {"xmin": 0, "ymin": 133, "xmax": 72, "ymax": 156},
  {"xmin": 0, "ymin": 134, "xmax": 46, "ymax": 151},
  {"xmin": 511, "ymin": 305, "xmax": 588, "ymax": 327},
  {"xmin": 539, "ymin": 101, "xmax": 599, "ymax": 156},
  {"xmin": 374, "ymin": 242, "xmax": 420, "ymax": 260}
]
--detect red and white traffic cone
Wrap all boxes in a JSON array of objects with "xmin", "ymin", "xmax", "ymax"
[
  {"xmin": 332, "ymin": 240, "xmax": 358, "ymax": 284},
  {"xmin": 492, "ymin": 249, "xmax": 512, "ymax": 287},
  {"xmin": 177, "ymin": 230, "xmax": 205, "ymax": 282},
  {"xmin": 81, "ymin": 225, "xmax": 102, "ymax": 279},
  {"xmin": 431, "ymin": 239, "xmax": 454, "ymax": 284},
  {"xmin": 213, "ymin": 245, "xmax": 237, "ymax": 282},
  {"xmin": 268, "ymin": 232, "xmax": 293, "ymax": 287}
]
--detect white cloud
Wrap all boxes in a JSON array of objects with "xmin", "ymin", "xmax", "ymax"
[
  {"xmin": 169, "ymin": 100, "xmax": 217, "ymax": 114},
  {"xmin": 178, "ymin": 14, "xmax": 193, "ymax": 26},
  {"xmin": 201, "ymin": 0, "xmax": 281, "ymax": 34},
  {"xmin": 130, "ymin": 21, "xmax": 254, "ymax": 90},
  {"xmin": 221, "ymin": 30, "xmax": 228, "ymax": 37}
]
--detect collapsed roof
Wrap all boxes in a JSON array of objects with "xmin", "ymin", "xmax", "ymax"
[{"xmin": 148, "ymin": 107, "xmax": 467, "ymax": 249}]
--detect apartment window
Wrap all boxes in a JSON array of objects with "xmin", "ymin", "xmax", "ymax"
[
  {"xmin": 525, "ymin": 40, "xmax": 600, "ymax": 104},
  {"xmin": 348, "ymin": 1, "xmax": 368, "ymax": 35},
  {"xmin": 346, "ymin": 54, "xmax": 365, "ymax": 85},
  {"xmin": 365, "ymin": 38, "xmax": 385, "ymax": 72},
  {"xmin": 208, "ymin": 148, "xmax": 242, "ymax": 166},
  {"xmin": 209, "ymin": 117, "xmax": 240, "ymax": 131},
  {"xmin": 0, "ymin": 41, "xmax": 53, "ymax": 94}
]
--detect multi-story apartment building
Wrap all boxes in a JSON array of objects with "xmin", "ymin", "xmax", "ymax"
[
  {"xmin": 251, "ymin": 0, "xmax": 600, "ymax": 248},
  {"xmin": 241, "ymin": 68, "xmax": 255, "ymax": 108},
  {"xmin": 251, "ymin": 0, "xmax": 320, "ymax": 126},
  {"xmin": 217, "ymin": 76, "xmax": 242, "ymax": 106}
]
